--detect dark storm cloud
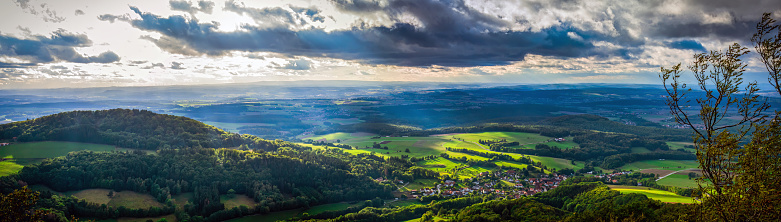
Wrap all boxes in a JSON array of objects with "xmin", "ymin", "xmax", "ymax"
[
  {"xmin": 170, "ymin": 0, "xmax": 214, "ymax": 14},
  {"xmin": 0, "ymin": 30, "xmax": 121, "ymax": 66},
  {"xmin": 650, "ymin": 20, "xmax": 759, "ymax": 42},
  {"xmin": 109, "ymin": 3, "xmax": 603, "ymax": 67}
]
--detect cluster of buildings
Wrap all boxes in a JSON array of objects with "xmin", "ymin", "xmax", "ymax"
[
  {"xmin": 594, "ymin": 171, "xmax": 633, "ymax": 183},
  {"xmin": 408, "ymin": 170, "xmax": 569, "ymax": 199}
]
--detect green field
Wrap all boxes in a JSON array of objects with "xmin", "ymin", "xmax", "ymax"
[
  {"xmin": 656, "ymin": 174, "xmax": 699, "ymax": 188},
  {"xmin": 66, "ymin": 189, "xmax": 163, "ymax": 209},
  {"xmin": 667, "ymin": 142, "xmax": 696, "ymax": 152},
  {"xmin": 608, "ymin": 185, "xmax": 695, "ymax": 203},
  {"xmin": 221, "ymin": 194, "xmax": 257, "ymax": 209},
  {"xmin": 404, "ymin": 179, "xmax": 439, "ymax": 191},
  {"xmin": 620, "ymin": 160, "xmax": 700, "ymax": 171},
  {"xmin": 386, "ymin": 199, "xmax": 424, "ymax": 208},
  {"xmin": 0, "ymin": 158, "xmax": 24, "ymax": 176}
]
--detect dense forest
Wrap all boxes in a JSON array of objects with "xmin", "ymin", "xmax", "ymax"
[
  {"xmin": 0, "ymin": 109, "xmax": 283, "ymax": 150},
  {"xmin": 0, "ymin": 144, "xmax": 445, "ymax": 221}
]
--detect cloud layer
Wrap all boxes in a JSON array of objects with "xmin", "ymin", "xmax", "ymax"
[
  {"xmin": 0, "ymin": 30, "xmax": 120, "ymax": 67},
  {"xmin": 1, "ymin": 0, "xmax": 780, "ymax": 88}
]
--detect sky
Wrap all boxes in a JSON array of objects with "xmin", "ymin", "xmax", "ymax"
[{"xmin": 0, "ymin": 0, "xmax": 779, "ymax": 89}]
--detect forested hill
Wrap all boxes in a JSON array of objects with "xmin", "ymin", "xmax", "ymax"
[
  {"xmin": 0, "ymin": 109, "xmax": 283, "ymax": 150},
  {"xmin": 540, "ymin": 114, "xmax": 692, "ymax": 141}
]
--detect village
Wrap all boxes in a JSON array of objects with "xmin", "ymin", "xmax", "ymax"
[{"xmin": 400, "ymin": 169, "xmax": 635, "ymax": 200}]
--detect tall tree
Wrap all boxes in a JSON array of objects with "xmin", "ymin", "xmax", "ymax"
[{"xmin": 660, "ymin": 12, "xmax": 781, "ymax": 221}]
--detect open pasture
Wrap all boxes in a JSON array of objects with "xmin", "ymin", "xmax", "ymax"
[
  {"xmin": 608, "ymin": 185, "xmax": 694, "ymax": 203},
  {"xmin": 656, "ymin": 174, "xmax": 699, "ymax": 188},
  {"xmin": 620, "ymin": 160, "xmax": 699, "ymax": 171}
]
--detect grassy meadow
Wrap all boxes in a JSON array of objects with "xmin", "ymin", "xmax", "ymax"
[
  {"xmin": 608, "ymin": 185, "xmax": 695, "ymax": 203},
  {"xmin": 619, "ymin": 160, "xmax": 700, "ymax": 171},
  {"xmin": 656, "ymin": 174, "xmax": 699, "ymax": 188}
]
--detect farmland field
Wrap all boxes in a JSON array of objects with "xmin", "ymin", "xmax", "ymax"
[
  {"xmin": 301, "ymin": 131, "xmax": 582, "ymax": 178},
  {"xmin": 608, "ymin": 185, "xmax": 694, "ymax": 203},
  {"xmin": 386, "ymin": 199, "xmax": 424, "ymax": 208},
  {"xmin": 667, "ymin": 142, "xmax": 696, "ymax": 152},
  {"xmin": 66, "ymin": 189, "xmax": 163, "ymax": 209},
  {"xmin": 67, "ymin": 189, "xmax": 114, "ymax": 205},
  {"xmin": 619, "ymin": 160, "xmax": 700, "ymax": 171},
  {"xmin": 107, "ymin": 191, "xmax": 164, "ymax": 209},
  {"xmin": 656, "ymin": 174, "xmax": 699, "ymax": 188},
  {"xmin": 404, "ymin": 179, "xmax": 439, "ymax": 191}
]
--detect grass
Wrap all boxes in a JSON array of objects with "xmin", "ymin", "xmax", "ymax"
[
  {"xmin": 620, "ymin": 160, "xmax": 700, "ymax": 171},
  {"xmin": 445, "ymin": 152, "xmax": 489, "ymax": 161},
  {"xmin": 667, "ymin": 142, "xmax": 696, "ymax": 153},
  {"xmin": 608, "ymin": 185, "xmax": 695, "ymax": 203},
  {"xmin": 221, "ymin": 194, "xmax": 257, "ymax": 209},
  {"xmin": 67, "ymin": 189, "xmax": 114, "ymax": 205},
  {"xmin": 404, "ymin": 179, "xmax": 439, "ymax": 191},
  {"xmin": 418, "ymin": 158, "xmax": 463, "ymax": 172},
  {"xmin": 387, "ymin": 199, "xmax": 424, "ymax": 208},
  {"xmin": 494, "ymin": 160, "xmax": 529, "ymax": 169},
  {"xmin": 0, "ymin": 158, "xmax": 24, "ymax": 176},
  {"xmin": 108, "ymin": 191, "xmax": 164, "ymax": 209},
  {"xmin": 656, "ymin": 174, "xmax": 699, "ymax": 188}
]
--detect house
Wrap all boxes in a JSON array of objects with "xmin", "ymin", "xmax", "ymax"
[{"xmin": 0, "ymin": 143, "xmax": 10, "ymax": 146}]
